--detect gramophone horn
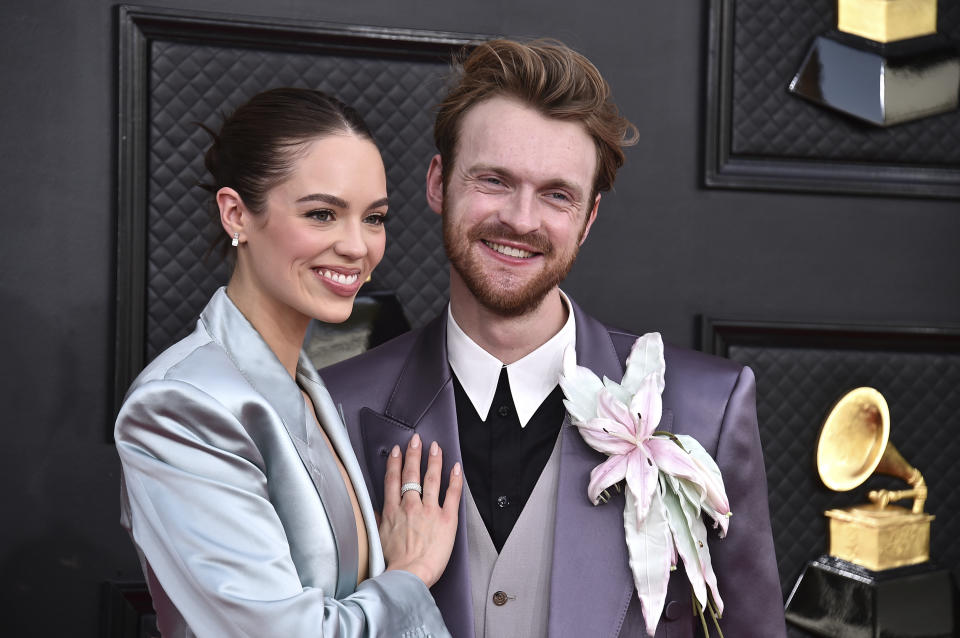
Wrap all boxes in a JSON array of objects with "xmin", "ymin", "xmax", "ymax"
[{"xmin": 816, "ymin": 386, "xmax": 926, "ymax": 513}]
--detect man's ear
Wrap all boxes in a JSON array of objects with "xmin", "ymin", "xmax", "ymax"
[
  {"xmin": 579, "ymin": 193, "xmax": 601, "ymax": 246},
  {"xmin": 425, "ymin": 154, "xmax": 444, "ymax": 215},
  {"xmin": 217, "ymin": 187, "xmax": 247, "ymax": 243}
]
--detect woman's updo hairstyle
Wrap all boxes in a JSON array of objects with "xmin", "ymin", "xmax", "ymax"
[{"xmin": 202, "ymin": 87, "xmax": 375, "ymax": 255}]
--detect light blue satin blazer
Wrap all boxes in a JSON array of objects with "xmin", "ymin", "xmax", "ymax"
[{"xmin": 115, "ymin": 287, "xmax": 449, "ymax": 638}]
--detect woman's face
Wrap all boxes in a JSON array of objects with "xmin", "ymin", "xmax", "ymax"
[{"xmin": 237, "ymin": 133, "xmax": 388, "ymax": 327}]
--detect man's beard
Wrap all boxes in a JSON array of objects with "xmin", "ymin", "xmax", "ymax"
[{"xmin": 442, "ymin": 206, "xmax": 581, "ymax": 318}]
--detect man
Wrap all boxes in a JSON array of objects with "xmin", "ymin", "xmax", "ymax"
[{"xmin": 323, "ymin": 39, "xmax": 786, "ymax": 637}]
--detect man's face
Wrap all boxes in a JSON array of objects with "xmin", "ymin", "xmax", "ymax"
[{"xmin": 428, "ymin": 96, "xmax": 599, "ymax": 317}]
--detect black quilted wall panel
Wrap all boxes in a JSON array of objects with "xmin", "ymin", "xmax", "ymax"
[
  {"xmin": 146, "ymin": 40, "xmax": 454, "ymax": 359},
  {"xmin": 731, "ymin": 0, "xmax": 960, "ymax": 163},
  {"xmin": 724, "ymin": 342, "xmax": 960, "ymax": 600}
]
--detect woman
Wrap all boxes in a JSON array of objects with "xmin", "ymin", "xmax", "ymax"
[{"xmin": 115, "ymin": 88, "xmax": 461, "ymax": 637}]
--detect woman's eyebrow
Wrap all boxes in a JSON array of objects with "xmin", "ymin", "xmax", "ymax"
[{"xmin": 296, "ymin": 193, "xmax": 349, "ymax": 208}]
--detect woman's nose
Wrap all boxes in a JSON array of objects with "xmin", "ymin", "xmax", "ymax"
[{"xmin": 333, "ymin": 220, "xmax": 368, "ymax": 259}]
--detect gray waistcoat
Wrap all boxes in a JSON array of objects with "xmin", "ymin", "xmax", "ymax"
[{"xmin": 465, "ymin": 434, "xmax": 563, "ymax": 638}]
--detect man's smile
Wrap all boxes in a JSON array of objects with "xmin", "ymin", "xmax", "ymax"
[{"xmin": 481, "ymin": 239, "xmax": 539, "ymax": 259}]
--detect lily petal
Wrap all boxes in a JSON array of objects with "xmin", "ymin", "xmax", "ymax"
[
  {"xmin": 629, "ymin": 375, "xmax": 663, "ymax": 440},
  {"xmin": 596, "ymin": 389, "xmax": 638, "ymax": 436},
  {"xmin": 624, "ymin": 447, "xmax": 659, "ymax": 524},
  {"xmin": 587, "ymin": 453, "xmax": 630, "ymax": 505},
  {"xmin": 661, "ymin": 474, "xmax": 708, "ymax": 608},
  {"xmin": 602, "ymin": 376, "xmax": 633, "ymax": 406},
  {"xmin": 621, "ymin": 332, "xmax": 665, "ymax": 396},
  {"xmin": 673, "ymin": 435, "xmax": 731, "ymax": 533},
  {"xmin": 689, "ymin": 510, "xmax": 724, "ymax": 615},
  {"xmin": 559, "ymin": 346, "xmax": 604, "ymax": 425},
  {"xmin": 624, "ymin": 483, "xmax": 673, "ymax": 637},
  {"xmin": 580, "ymin": 417, "xmax": 637, "ymax": 456}
]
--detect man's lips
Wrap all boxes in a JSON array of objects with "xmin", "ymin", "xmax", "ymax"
[{"xmin": 480, "ymin": 239, "xmax": 540, "ymax": 259}]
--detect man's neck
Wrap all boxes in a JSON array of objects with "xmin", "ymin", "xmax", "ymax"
[{"xmin": 448, "ymin": 274, "xmax": 568, "ymax": 365}]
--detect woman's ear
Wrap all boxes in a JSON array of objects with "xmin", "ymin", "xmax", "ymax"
[
  {"xmin": 425, "ymin": 154, "xmax": 444, "ymax": 215},
  {"xmin": 217, "ymin": 187, "xmax": 246, "ymax": 244}
]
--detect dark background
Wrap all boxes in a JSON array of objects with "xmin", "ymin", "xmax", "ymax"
[{"xmin": 1, "ymin": 1, "xmax": 957, "ymax": 636}]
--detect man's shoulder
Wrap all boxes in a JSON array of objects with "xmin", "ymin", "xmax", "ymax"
[
  {"xmin": 602, "ymin": 323, "xmax": 743, "ymax": 381},
  {"xmin": 320, "ymin": 321, "xmax": 436, "ymax": 404}
]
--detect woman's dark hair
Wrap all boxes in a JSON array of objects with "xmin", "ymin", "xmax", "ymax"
[{"xmin": 201, "ymin": 87, "xmax": 375, "ymax": 255}]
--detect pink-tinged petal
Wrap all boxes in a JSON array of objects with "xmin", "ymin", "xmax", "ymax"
[
  {"xmin": 596, "ymin": 389, "xmax": 638, "ymax": 437},
  {"xmin": 672, "ymin": 435, "xmax": 731, "ymax": 521},
  {"xmin": 579, "ymin": 417, "xmax": 636, "ymax": 456},
  {"xmin": 629, "ymin": 375, "xmax": 663, "ymax": 440},
  {"xmin": 624, "ymin": 484, "xmax": 673, "ymax": 637},
  {"xmin": 621, "ymin": 333, "xmax": 666, "ymax": 397},
  {"xmin": 647, "ymin": 437, "xmax": 729, "ymax": 523},
  {"xmin": 587, "ymin": 453, "xmax": 630, "ymax": 504},
  {"xmin": 624, "ymin": 447, "xmax": 659, "ymax": 524}
]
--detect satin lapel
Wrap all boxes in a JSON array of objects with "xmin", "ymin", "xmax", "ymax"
[
  {"xmin": 298, "ymin": 361, "xmax": 386, "ymax": 578},
  {"xmin": 549, "ymin": 302, "xmax": 635, "ymax": 637},
  {"xmin": 369, "ymin": 315, "xmax": 475, "ymax": 638}
]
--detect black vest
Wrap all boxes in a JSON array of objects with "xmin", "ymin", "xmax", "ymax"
[{"xmin": 453, "ymin": 367, "xmax": 565, "ymax": 552}]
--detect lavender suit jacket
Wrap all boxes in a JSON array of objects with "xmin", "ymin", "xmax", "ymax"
[{"xmin": 322, "ymin": 299, "xmax": 786, "ymax": 637}]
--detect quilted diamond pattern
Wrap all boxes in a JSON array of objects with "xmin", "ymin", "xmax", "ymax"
[
  {"xmin": 727, "ymin": 344, "xmax": 960, "ymax": 599},
  {"xmin": 146, "ymin": 40, "xmax": 453, "ymax": 358},
  {"xmin": 731, "ymin": 0, "xmax": 960, "ymax": 162}
]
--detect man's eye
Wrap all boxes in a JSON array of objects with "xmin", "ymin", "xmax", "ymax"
[
  {"xmin": 306, "ymin": 209, "xmax": 334, "ymax": 222},
  {"xmin": 547, "ymin": 192, "xmax": 569, "ymax": 202},
  {"xmin": 365, "ymin": 213, "xmax": 387, "ymax": 226},
  {"xmin": 484, "ymin": 177, "xmax": 504, "ymax": 186}
]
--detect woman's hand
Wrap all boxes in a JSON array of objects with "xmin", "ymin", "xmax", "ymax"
[{"xmin": 380, "ymin": 433, "xmax": 462, "ymax": 588}]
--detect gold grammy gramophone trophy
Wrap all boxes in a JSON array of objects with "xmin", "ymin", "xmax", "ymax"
[
  {"xmin": 817, "ymin": 386, "xmax": 933, "ymax": 571},
  {"xmin": 785, "ymin": 387, "xmax": 956, "ymax": 637}
]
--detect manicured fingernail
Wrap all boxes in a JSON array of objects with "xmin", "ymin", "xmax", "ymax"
[
  {"xmin": 430, "ymin": 441, "xmax": 439, "ymax": 456},
  {"xmin": 390, "ymin": 445, "xmax": 400, "ymax": 458},
  {"xmin": 453, "ymin": 462, "xmax": 462, "ymax": 476},
  {"xmin": 410, "ymin": 433, "xmax": 421, "ymax": 448}
]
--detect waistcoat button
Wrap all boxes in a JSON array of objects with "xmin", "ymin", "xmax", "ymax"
[
  {"xmin": 497, "ymin": 404, "xmax": 511, "ymax": 417},
  {"xmin": 497, "ymin": 495, "xmax": 510, "ymax": 508},
  {"xmin": 492, "ymin": 591, "xmax": 508, "ymax": 606}
]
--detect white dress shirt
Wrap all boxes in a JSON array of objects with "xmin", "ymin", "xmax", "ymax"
[{"xmin": 446, "ymin": 291, "xmax": 576, "ymax": 427}]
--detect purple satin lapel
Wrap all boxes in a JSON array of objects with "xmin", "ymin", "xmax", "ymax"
[
  {"xmin": 373, "ymin": 317, "xmax": 476, "ymax": 638},
  {"xmin": 547, "ymin": 303, "xmax": 634, "ymax": 637}
]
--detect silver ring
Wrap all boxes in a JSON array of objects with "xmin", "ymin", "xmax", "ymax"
[{"xmin": 400, "ymin": 482, "xmax": 423, "ymax": 497}]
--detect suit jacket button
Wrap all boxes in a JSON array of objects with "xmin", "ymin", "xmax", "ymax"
[
  {"xmin": 663, "ymin": 600, "xmax": 683, "ymax": 620},
  {"xmin": 492, "ymin": 591, "xmax": 508, "ymax": 606}
]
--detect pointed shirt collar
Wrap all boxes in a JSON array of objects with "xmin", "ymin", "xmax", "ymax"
[{"xmin": 445, "ymin": 290, "xmax": 576, "ymax": 427}]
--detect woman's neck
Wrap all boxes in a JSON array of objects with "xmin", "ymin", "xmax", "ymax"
[{"xmin": 225, "ymin": 276, "xmax": 310, "ymax": 379}]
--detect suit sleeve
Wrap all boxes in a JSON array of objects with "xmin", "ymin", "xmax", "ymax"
[
  {"xmin": 115, "ymin": 379, "xmax": 449, "ymax": 638},
  {"xmin": 708, "ymin": 366, "xmax": 787, "ymax": 637}
]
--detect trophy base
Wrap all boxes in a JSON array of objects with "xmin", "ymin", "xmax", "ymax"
[
  {"xmin": 826, "ymin": 505, "xmax": 934, "ymax": 571},
  {"xmin": 785, "ymin": 556, "xmax": 956, "ymax": 638}
]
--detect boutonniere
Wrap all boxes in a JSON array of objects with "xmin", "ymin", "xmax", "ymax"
[{"xmin": 559, "ymin": 333, "xmax": 731, "ymax": 638}]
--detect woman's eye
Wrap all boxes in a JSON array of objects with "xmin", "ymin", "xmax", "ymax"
[
  {"xmin": 306, "ymin": 209, "xmax": 334, "ymax": 222},
  {"xmin": 365, "ymin": 213, "xmax": 387, "ymax": 226}
]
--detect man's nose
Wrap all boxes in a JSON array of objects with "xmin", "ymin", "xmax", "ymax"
[{"xmin": 497, "ymin": 189, "xmax": 540, "ymax": 235}]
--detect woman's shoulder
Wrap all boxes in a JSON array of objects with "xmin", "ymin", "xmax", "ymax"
[{"xmin": 124, "ymin": 321, "xmax": 251, "ymax": 407}]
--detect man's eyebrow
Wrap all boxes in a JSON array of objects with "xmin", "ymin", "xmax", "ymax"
[{"xmin": 468, "ymin": 164, "xmax": 584, "ymax": 199}]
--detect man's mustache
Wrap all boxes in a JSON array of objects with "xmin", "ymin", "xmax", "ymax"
[{"xmin": 466, "ymin": 222, "xmax": 553, "ymax": 256}]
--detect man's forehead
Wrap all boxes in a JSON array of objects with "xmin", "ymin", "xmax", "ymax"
[{"xmin": 455, "ymin": 96, "xmax": 597, "ymax": 186}]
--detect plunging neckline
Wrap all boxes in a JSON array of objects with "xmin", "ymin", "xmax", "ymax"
[{"xmin": 300, "ymin": 389, "xmax": 370, "ymax": 585}]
